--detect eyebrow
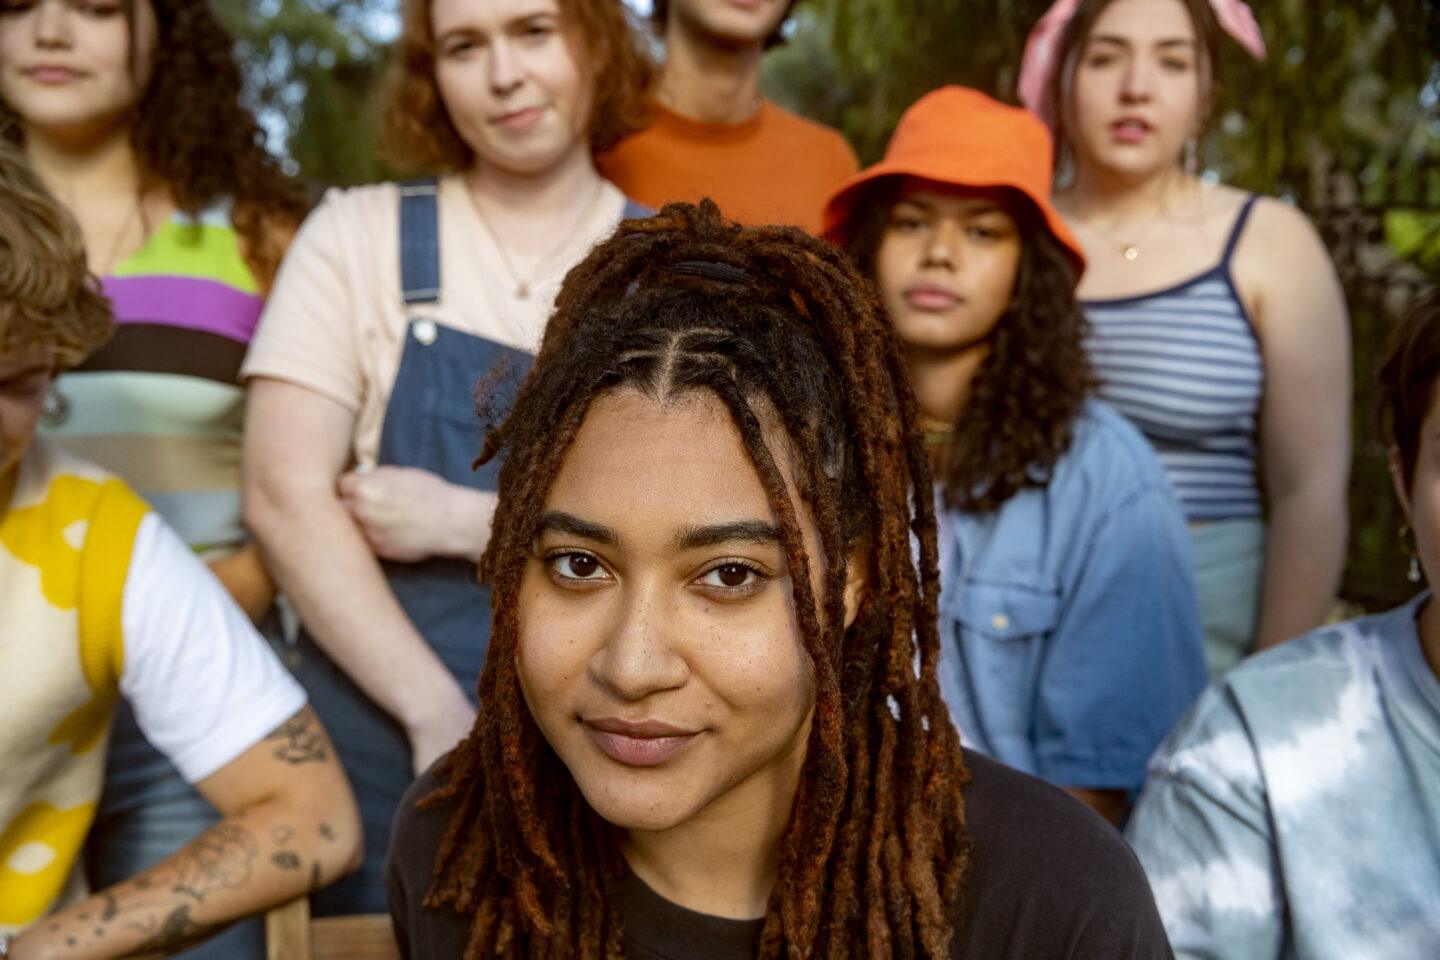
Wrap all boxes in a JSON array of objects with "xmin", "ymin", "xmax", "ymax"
[
  {"xmin": 673, "ymin": 520, "xmax": 783, "ymax": 551},
  {"xmin": 535, "ymin": 511, "xmax": 620, "ymax": 546},
  {"xmin": 896, "ymin": 198, "xmax": 1007, "ymax": 218},
  {"xmin": 1088, "ymin": 34, "xmax": 1197, "ymax": 50}
]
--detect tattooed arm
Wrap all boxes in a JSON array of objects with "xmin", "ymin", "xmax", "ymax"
[{"xmin": 8, "ymin": 707, "xmax": 362, "ymax": 960}]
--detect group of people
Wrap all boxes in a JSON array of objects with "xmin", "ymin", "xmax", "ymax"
[{"xmin": 0, "ymin": 0, "xmax": 1433, "ymax": 956}]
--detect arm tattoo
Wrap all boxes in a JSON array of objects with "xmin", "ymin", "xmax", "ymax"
[
  {"xmin": 129, "ymin": 904, "xmax": 221, "ymax": 955},
  {"xmin": 264, "ymin": 709, "xmax": 329, "ymax": 764},
  {"xmin": 173, "ymin": 823, "xmax": 258, "ymax": 902}
]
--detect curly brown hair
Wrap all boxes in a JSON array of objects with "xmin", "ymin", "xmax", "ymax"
[
  {"xmin": 421, "ymin": 201, "xmax": 972, "ymax": 959},
  {"xmin": 0, "ymin": 141, "xmax": 112, "ymax": 368},
  {"xmin": 846, "ymin": 182, "xmax": 1094, "ymax": 513},
  {"xmin": 1379, "ymin": 288, "xmax": 1440, "ymax": 491},
  {"xmin": 0, "ymin": 0, "xmax": 309, "ymax": 288},
  {"xmin": 379, "ymin": 0, "xmax": 653, "ymax": 173}
]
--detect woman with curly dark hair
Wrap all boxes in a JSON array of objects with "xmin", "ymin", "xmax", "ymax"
[
  {"xmin": 385, "ymin": 200, "xmax": 1172, "ymax": 959},
  {"xmin": 823, "ymin": 87, "xmax": 1205, "ymax": 825},
  {"xmin": 0, "ymin": 1, "xmax": 308, "ymax": 954}
]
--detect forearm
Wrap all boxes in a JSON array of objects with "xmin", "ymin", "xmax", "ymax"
[
  {"xmin": 206, "ymin": 543, "xmax": 276, "ymax": 624},
  {"xmin": 248, "ymin": 483, "xmax": 470, "ymax": 728},
  {"xmin": 10, "ymin": 804, "xmax": 348, "ymax": 960},
  {"xmin": 434, "ymin": 484, "xmax": 497, "ymax": 562},
  {"xmin": 1254, "ymin": 489, "xmax": 1347, "ymax": 650}
]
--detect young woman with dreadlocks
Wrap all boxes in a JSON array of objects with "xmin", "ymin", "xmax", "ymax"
[
  {"xmin": 822, "ymin": 87, "xmax": 1206, "ymax": 826},
  {"xmin": 0, "ymin": 2, "xmax": 309, "ymax": 955},
  {"xmin": 384, "ymin": 201, "xmax": 1172, "ymax": 959}
]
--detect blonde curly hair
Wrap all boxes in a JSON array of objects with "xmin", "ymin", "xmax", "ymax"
[{"xmin": 0, "ymin": 140, "xmax": 113, "ymax": 368}]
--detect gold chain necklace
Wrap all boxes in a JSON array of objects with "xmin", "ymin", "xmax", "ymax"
[
  {"xmin": 918, "ymin": 415, "xmax": 959, "ymax": 445},
  {"xmin": 467, "ymin": 178, "xmax": 606, "ymax": 300}
]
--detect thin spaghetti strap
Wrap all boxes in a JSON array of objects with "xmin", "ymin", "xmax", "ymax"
[{"xmin": 1221, "ymin": 193, "xmax": 1260, "ymax": 264}]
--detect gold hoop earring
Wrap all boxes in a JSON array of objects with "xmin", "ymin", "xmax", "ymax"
[{"xmin": 1401, "ymin": 523, "xmax": 1423, "ymax": 584}]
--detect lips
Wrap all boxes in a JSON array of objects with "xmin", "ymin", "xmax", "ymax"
[
  {"xmin": 1110, "ymin": 117, "xmax": 1153, "ymax": 144},
  {"xmin": 493, "ymin": 105, "xmax": 546, "ymax": 133},
  {"xmin": 24, "ymin": 65, "xmax": 83, "ymax": 84},
  {"xmin": 584, "ymin": 717, "xmax": 700, "ymax": 767},
  {"xmin": 904, "ymin": 283, "xmax": 964, "ymax": 311}
]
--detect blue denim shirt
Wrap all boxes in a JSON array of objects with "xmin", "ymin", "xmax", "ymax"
[{"xmin": 937, "ymin": 399, "xmax": 1206, "ymax": 793}]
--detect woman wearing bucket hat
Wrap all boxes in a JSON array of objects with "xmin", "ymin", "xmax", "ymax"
[
  {"xmin": 823, "ymin": 85, "xmax": 1207, "ymax": 824},
  {"xmin": 1019, "ymin": 0, "xmax": 1351, "ymax": 677}
]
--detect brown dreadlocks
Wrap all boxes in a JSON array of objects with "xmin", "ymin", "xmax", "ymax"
[{"xmin": 422, "ymin": 201, "xmax": 971, "ymax": 959}]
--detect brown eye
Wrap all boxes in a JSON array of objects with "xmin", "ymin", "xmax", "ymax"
[
  {"xmin": 550, "ymin": 552, "xmax": 604, "ymax": 580},
  {"xmin": 717, "ymin": 564, "xmax": 749, "ymax": 587}
]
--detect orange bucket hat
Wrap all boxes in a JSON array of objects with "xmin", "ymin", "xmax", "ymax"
[{"xmin": 821, "ymin": 86, "xmax": 1085, "ymax": 278}]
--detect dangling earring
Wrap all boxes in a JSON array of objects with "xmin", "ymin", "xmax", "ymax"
[
  {"xmin": 1401, "ymin": 523, "xmax": 1423, "ymax": 584},
  {"xmin": 1183, "ymin": 136, "xmax": 1200, "ymax": 178}
]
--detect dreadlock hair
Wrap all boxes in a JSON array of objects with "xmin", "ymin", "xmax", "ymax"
[
  {"xmin": 422, "ymin": 200, "xmax": 971, "ymax": 959},
  {"xmin": 846, "ymin": 182, "xmax": 1094, "ymax": 513}
]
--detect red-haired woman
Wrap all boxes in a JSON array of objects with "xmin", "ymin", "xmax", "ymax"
[
  {"xmin": 243, "ymin": 0, "xmax": 652, "ymax": 913},
  {"xmin": 1020, "ymin": 0, "xmax": 1351, "ymax": 675},
  {"xmin": 1, "ymin": 1, "xmax": 308, "ymax": 954}
]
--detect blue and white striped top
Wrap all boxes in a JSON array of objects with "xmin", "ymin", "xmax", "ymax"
[{"xmin": 1082, "ymin": 196, "xmax": 1263, "ymax": 523}]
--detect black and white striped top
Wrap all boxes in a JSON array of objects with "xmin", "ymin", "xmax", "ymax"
[{"xmin": 1082, "ymin": 196, "xmax": 1264, "ymax": 523}]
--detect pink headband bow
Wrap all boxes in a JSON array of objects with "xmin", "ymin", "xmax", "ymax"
[{"xmin": 1017, "ymin": 0, "xmax": 1266, "ymax": 128}]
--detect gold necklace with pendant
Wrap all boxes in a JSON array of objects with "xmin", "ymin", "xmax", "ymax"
[{"xmin": 468, "ymin": 177, "xmax": 606, "ymax": 300}]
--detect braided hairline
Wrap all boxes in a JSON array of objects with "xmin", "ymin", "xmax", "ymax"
[{"xmin": 423, "ymin": 202, "xmax": 969, "ymax": 959}]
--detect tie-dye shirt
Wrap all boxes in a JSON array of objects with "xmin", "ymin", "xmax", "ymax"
[{"xmin": 1126, "ymin": 595, "xmax": 1440, "ymax": 959}]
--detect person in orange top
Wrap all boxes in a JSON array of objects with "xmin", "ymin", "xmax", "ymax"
[{"xmin": 596, "ymin": 0, "xmax": 857, "ymax": 233}]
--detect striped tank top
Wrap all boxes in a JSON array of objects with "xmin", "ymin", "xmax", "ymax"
[
  {"xmin": 41, "ymin": 201, "xmax": 265, "ymax": 557},
  {"xmin": 1082, "ymin": 196, "xmax": 1263, "ymax": 523}
]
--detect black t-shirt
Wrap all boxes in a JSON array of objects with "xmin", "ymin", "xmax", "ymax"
[{"xmin": 386, "ymin": 750, "xmax": 1173, "ymax": 959}]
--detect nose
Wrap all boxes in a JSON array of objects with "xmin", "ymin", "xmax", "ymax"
[
  {"xmin": 32, "ymin": 0, "xmax": 73, "ymax": 49},
  {"xmin": 1119, "ymin": 56, "xmax": 1154, "ymax": 103},
  {"xmin": 921, "ymin": 220, "xmax": 961, "ymax": 270},
  {"xmin": 487, "ymin": 37, "xmax": 526, "ymax": 97},
  {"xmin": 589, "ymin": 581, "xmax": 689, "ymax": 701}
]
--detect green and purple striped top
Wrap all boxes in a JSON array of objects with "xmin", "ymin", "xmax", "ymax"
[{"xmin": 41, "ymin": 201, "xmax": 264, "ymax": 558}]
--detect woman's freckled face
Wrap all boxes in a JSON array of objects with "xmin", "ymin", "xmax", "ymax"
[{"xmin": 515, "ymin": 387, "xmax": 837, "ymax": 835}]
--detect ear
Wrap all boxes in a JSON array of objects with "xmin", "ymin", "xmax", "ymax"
[
  {"xmin": 842, "ymin": 547, "xmax": 870, "ymax": 630},
  {"xmin": 1389, "ymin": 446, "xmax": 1414, "ymax": 521}
]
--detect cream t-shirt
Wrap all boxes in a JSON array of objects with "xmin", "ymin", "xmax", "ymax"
[{"xmin": 242, "ymin": 174, "xmax": 627, "ymax": 466}]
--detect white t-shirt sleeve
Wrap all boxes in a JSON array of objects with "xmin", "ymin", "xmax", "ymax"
[{"xmin": 118, "ymin": 514, "xmax": 308, "ymax": 784}]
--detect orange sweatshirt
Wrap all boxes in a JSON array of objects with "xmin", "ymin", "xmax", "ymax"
[{"xmin": 598, "ymin": 99, "xmax": 859, "ymax": 235}]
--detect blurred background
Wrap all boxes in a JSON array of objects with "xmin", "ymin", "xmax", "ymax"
[{"xmin": 216, "ymin": 0, "xmax": 1440, "ymax": 610}]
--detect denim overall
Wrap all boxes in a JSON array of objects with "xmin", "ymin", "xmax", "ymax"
[{"xmin": 301, "ymin": 180, "xmax": 648, "ymax": 913}]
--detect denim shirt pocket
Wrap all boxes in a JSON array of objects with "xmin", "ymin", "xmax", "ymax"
[
  {"xmin": 938, "ymin": 577, "xmax": 1063, "ymax": 764},
  {"xmin": 946, "ymin": 578, "xmax": 1062, "ymax": 641}
]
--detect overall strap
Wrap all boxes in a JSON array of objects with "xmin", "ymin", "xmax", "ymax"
[
  {"xmin": 399, "ymin": 178, "xmax": 441, "ymax": 306},
  {"xmin": 1221, "ymin": 194, "xmax": 1261, "ymax": 265}
]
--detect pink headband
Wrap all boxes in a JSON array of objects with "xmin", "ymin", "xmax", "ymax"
[{"xmin": 1017, "ymin": 0, "xmax": 1266, "ymax": 127}]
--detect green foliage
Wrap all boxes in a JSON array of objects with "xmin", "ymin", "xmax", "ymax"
[{"xmin": 216, "ymin": 0, "xmax": 395, "ymax": 186}]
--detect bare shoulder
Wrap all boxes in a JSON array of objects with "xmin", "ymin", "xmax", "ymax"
[{"xmin": 1236, "ymin": 194, "xmax": 1330, "ymax": 262}]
